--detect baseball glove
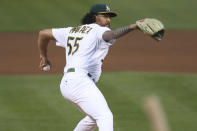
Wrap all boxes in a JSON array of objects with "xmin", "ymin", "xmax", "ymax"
[{"xmin": 136, "ymin": 18, "xmax": 165, "ymax": 41}]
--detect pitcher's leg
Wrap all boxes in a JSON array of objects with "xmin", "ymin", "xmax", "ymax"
[
  {"xmin": 60, "ymin": 76, "xmax": 113, "ymax": 131},
  {"xmin": 74, "ymin": 116, "xmax": 97, "ymax": 131},
  {"xmin": 96, "ymin": 112, "xmax": 113, "ymax": 131},
  {"xmin": 75, "ymin": 80, "xmax": 113, "ymax": 131}
]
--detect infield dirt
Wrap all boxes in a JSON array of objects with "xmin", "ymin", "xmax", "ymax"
[{"xmin": 0, "ymin": 30, "xmax": 197, "ymax": 75}]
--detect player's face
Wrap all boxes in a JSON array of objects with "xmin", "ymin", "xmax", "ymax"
[{"xmin": 95, "ymin": 14, "xmax": 111, "ymax": 27}]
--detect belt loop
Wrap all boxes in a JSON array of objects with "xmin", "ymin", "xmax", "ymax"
[
  {"xmin": 87, "ymin": 73, "xmax": 95, "ymax": 82},
  {"xmin": 87, "ymin": 73, "xmax": 92, "ymax": 77}
]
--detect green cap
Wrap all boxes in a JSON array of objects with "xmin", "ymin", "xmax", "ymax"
[{"xmin": 89, "ymin": 4, "xmax": 117, "ymax": 17}]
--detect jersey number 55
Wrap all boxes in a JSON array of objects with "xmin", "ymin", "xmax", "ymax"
[{"xmin": 67, "ymin": 36, "xmax": 83, "ymax": 56}]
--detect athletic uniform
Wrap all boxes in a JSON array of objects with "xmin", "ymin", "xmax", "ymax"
[{"xmin": 52, "ymin": 23, "xmax": 115, "ymax": 131}]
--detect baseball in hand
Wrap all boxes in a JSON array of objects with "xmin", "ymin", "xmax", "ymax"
[{"xmin": 43, "ymin": 64, "xmax": 51, "ymax": 71}]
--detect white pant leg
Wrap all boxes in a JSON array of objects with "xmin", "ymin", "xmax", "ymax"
[
  {"xmin": 74, "ymin": 116, "xmax": 97, "ymax": 131},
  {"xmin": 60, "ymin": 73, "xmax": 113, "ymax": 131}
]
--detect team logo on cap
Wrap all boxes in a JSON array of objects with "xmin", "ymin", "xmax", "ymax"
[{"xmin": 106, "ymin": 5, "xmax": 110, "ymax": 11}]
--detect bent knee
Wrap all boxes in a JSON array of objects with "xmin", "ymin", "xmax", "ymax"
[
  {"xmin": 99, "ymin": 111, "xmax": 113, "ymax": 122},
  {"xmin": 96, "ymin": 111, "xmax": 113, "ymax": 130}
]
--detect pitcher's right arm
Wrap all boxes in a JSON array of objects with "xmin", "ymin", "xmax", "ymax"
[{"xmin": 38, "ymin": 29, "xmax": 55, "ymax": 70}]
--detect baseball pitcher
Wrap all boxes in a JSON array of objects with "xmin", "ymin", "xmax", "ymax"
[{"xmin": 38, "ymin": 3, "xmax": 164, "ymax": 131}]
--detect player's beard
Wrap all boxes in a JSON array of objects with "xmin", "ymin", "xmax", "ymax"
[
  {"xmin": 102, "ymin": 21, "xmax": 110, "ymax": 27},
  {"xmin": 96, "ymin": 19, "xmax": 110, "ymax": 27},
  {"xmin": 106, "ymin": 22, "xmax": 110, "ymax": 27},
  {"xmin": 99, "ymin": 22, "xmax": 110, "ymax": 27}
]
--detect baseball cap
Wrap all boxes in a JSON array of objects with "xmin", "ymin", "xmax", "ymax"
[{"xmin": 89, "ymin": 4, "xmax": 117, "ymax": 17}]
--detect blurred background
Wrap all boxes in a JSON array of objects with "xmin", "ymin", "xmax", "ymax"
[{"xmin": 0, "ymin": 0, "xmax": 197, "ymax": 131}]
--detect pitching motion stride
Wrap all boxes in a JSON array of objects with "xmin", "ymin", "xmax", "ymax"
[{"xmin": 38, "ymin": 3, "xmax": 164, "ymax": 131}]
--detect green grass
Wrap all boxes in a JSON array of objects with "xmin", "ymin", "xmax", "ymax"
[
  {"xmin": 0, "ymin": 72, "xmax": 197, "ymax": 131},
  {"xmin": 0, "ymin": 0, "xmax": 197, "ymax": 31}
]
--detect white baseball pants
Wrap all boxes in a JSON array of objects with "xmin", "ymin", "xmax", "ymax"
[{"xmin": 60, "ymin": 72, "xmax": 113, "ymax": 131}]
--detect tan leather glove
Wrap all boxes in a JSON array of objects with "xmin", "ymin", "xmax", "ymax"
[{"xmin": 136, "ymin": 18, "xmax": 165, "ymax": 41}]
